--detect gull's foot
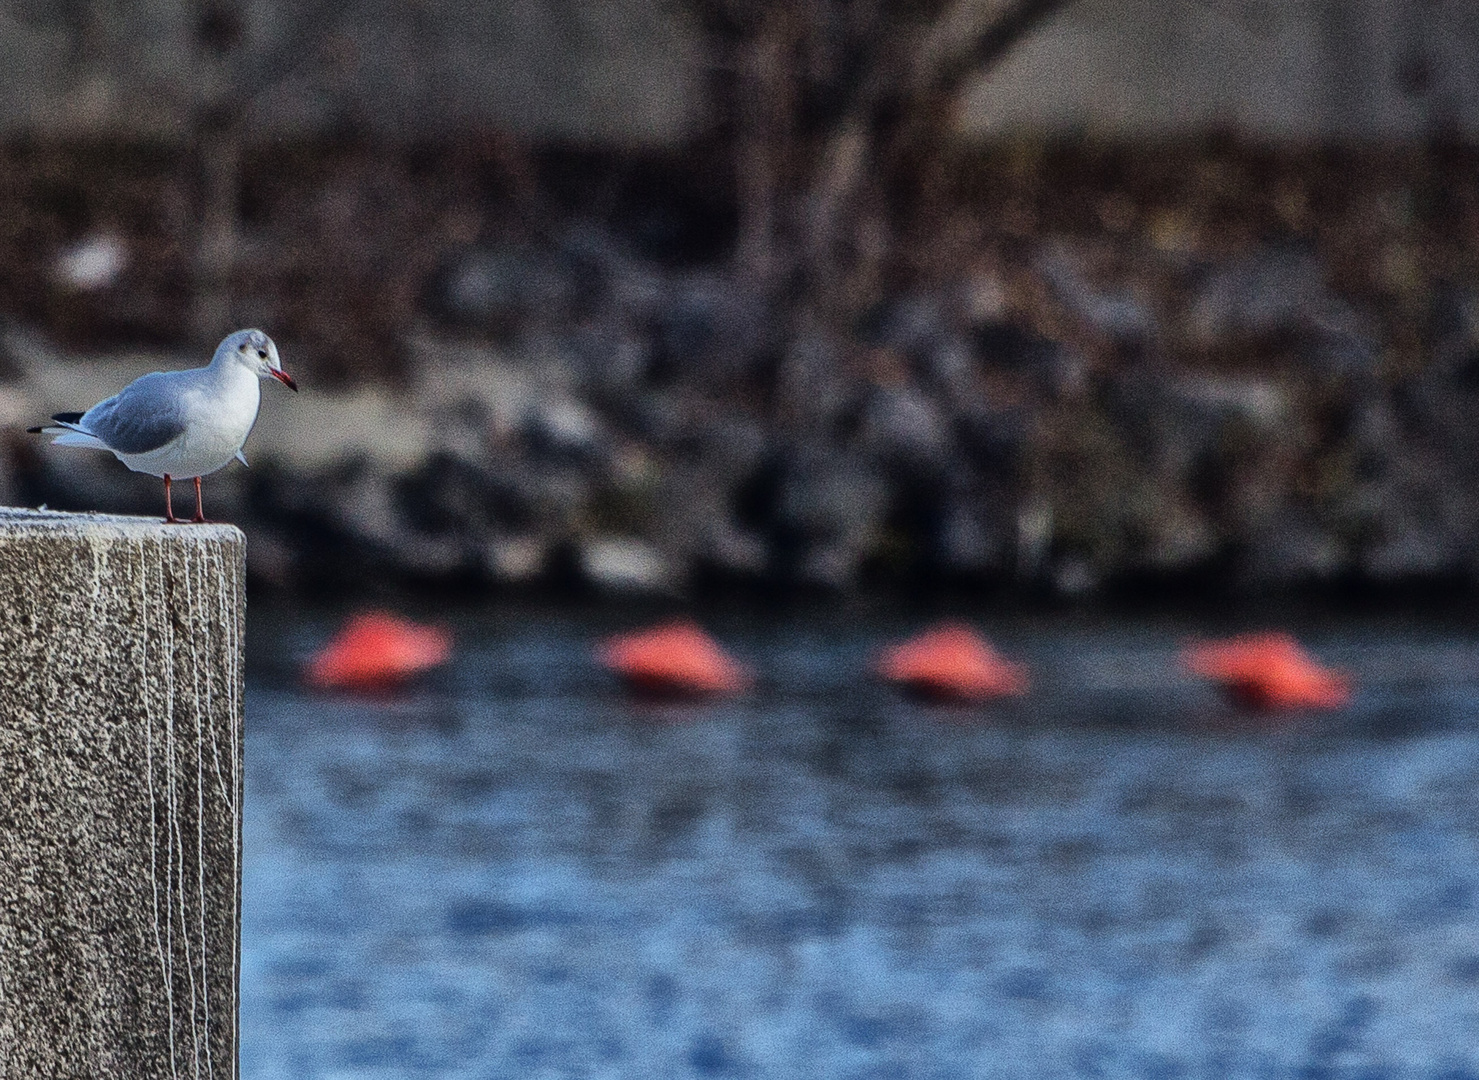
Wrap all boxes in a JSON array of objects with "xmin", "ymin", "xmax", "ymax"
[
  {"xmin": 164, "ymin": 514, "xmax": 183, "ymax": 524},
  {"xmin": 189, "ymin": 514, "xmax": 214, "ymax": 524}
]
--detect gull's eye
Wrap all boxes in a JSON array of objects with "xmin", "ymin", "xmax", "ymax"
[{"xmin": 257, "ymin": 349, "xmax": 267, "ymax": 359}]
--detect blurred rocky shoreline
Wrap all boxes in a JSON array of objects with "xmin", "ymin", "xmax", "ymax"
[{"xmin": 5, "ymin": 139, "xmax": 1479, "ymax": 599}]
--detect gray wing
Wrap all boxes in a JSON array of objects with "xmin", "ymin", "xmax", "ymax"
[{"xmin": 80, "ymin": 371, "xmax": 189, "ymax": 454}]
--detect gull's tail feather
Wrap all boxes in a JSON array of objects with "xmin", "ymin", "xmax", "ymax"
[
  {"xmin": 48, "ymin": 430, "xmax": 110, "ymax": 448},
  {"xmin": 27, "ymin": 412, "xmax": 107, "ymax": 449}
]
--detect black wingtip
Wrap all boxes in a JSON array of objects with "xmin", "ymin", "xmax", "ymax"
[
  {"xmin": 25, "ymin": 426, "xmax": 42, "ymax": 434},
  {"xmin": 51, "ymin": 412, "xmax": 84, "ymax": 425}
]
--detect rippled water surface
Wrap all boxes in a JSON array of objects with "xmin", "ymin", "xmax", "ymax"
[{"xmin": 242, "ymin": 608, "xmax": 1479, "ymax": 1078}]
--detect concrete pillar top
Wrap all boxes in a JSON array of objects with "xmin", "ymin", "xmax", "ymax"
[
  {"xmin": 0, "ymin": 506, "xmax": 245, "ymax": 1078},
  {"xmin": 0, "ymin": 506, "xmax": 245, "ymax": 544}
]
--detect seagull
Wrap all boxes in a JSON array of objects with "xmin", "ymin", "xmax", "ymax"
[{"xmin": 28, "ymin": 328, "xmax": 297, "ymax": 523}]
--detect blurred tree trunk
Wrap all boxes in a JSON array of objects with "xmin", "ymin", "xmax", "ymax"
[
  {"xmin": 185, "ymin": 1, "xmax": 249, "ymax": 346},
  {"xmin": 733, "ymin": 8, "xmax": 791, "ymax": 286},
  {"xmin": 697, "ymin": 0, "xmax": 1077, "ymax": 331},
  {"xmin": 190, "ymin": 116, "xmax": 241, "ymax": 344},
  {"xmin": 183, "ymin": 0, "xmax": 356, "ymax": 346}
]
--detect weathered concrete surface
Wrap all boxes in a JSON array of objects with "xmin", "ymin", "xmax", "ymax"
[{"xmin": 0, "ymin": 510, "xmax": 244, "ymax": 1078}]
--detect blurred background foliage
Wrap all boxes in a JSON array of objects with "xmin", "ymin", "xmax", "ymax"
[{"xmin": 4, "ymin": 0, "xmax": 1479, "ymax": 601}]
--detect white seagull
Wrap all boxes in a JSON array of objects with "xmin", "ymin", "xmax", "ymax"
[{"xmin": 29, "ymin": 328, "xmax": 298, "ymax": 523}]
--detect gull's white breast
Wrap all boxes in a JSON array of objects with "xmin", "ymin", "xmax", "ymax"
[{"xmin": 117, "ymin": 369, "xmax": 262, "ymax": 479}]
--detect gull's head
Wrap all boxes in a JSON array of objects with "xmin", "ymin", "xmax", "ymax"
[{"xmin": 217, "ymin": 328, "xmax": 297, "ymax": 391}]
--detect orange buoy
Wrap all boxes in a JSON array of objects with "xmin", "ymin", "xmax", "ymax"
[
  {"xmin": 305, "ymin": 611, "xmax": 453, "ymax": 691},
  {"xmin": 875, "ymin": 622, "xmax": 1029, "ymax": 703},
  {"xmin": 595, "ymin": 620, "xmax": 752, "ymax": 698},
  {"xmin": 1181, "ymin": 632, "xmax": 1350, "ymax": 710}
]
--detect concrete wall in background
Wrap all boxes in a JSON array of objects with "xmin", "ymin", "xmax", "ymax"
[
  {"xmin": 0, "ymin": 0, "xmax": 705, "ymax": 144},
  {"xmin": 960, "ymin": 0, "xmax": 1479, "ymax": 139},
  {"xmin": 0, "ymin": 0, "xmax": 1475, "ymax": 143}
]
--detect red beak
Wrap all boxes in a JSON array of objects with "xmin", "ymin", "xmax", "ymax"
[{"xmin": 271, "ymin": 369, "xmax": 299, "ymax": 392}]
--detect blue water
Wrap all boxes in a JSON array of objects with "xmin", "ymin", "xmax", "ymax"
[{"xmin": 241, "ymin": 609, "xmax": 1479, "ymax": 1078}]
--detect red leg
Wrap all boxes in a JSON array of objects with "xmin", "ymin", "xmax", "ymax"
[
  {"xmin": 163, "ymin": 474, "xmax": 180, "ymax": 524},
  {"xmin": 191, "ymin": 476, "xmax": 207, "ymax": 523}
]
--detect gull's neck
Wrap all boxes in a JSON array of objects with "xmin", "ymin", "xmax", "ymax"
[
  {"xmin": 202, "ymin": 349, "xmax": 257, "ymax": 395},
  {"xmin": 205, "ymin": 345, "xmax": 235, "ymax": 374}
]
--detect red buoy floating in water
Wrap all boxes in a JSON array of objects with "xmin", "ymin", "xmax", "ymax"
[
  {"xmin": 596, "ymin": 620, "xmax": 752, "ymax": 698},
  {"xmin": 305, "ymin": 611, "xmax": 453, "ymax": 692},
  {"xmin": 1181, "ymin": 632, "xmax": 1351, "ymax": 711},
  {"xmin": 875, "ymin": 622, "xmax": 1029, "ymax": 703}
]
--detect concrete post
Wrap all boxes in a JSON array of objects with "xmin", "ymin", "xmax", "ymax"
[{"xmin": 0, "ymin": 509, "xmax": 244, "ymax": 1078}]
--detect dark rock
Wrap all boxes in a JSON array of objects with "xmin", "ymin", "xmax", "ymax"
[
  {"xmin": 1136, "ymin": 500, "xmax": 1220, "ymax": 573},
  {"xmin": 579, "ymin": 536, "xmax": 680, "ymax": 594},
  {"xmin": 434, "ymin": 245, "xmax": 576, "ymax": 330},
  {"xmin": 1185, "ymin": 246, "xmax": 1325, "ymax": 344},
  {"xmin": 1309, "ymin": 321, "xmax": 1381, "ymax": 374},
  {"xmin": 1168, "ymin": 375, "xmax": 1287, "ymax": 430},
  {"xmin": 1238, "ymin": 509, "xmax": 1348, "ymax": 588},
  {"xmin": 935, "ymin": 498, "xmax": 1012, "ymax": 579},
  {"xmin": 700, "ymin": 521, "xmax": 768, "ymax": 577},
  {"xmin": 29, "ymin": 449, "xmax": 166, "ymax": 519},
  {"xmin": 482, "ymin": 535, "xmax": 549, "ymax": 585},
  {"xmin": 796, "ymin": 541, "xmax": 865, "ymax": 590},
  {"xmin": 1361, "ymin": 525, "xmax": 1455, "ymax": 583},
  {"xmin": 1015, "ymin": 498, "xmax": 1054, "ymax": 580},
  {"xmin": 1034, "ymin": 240, "xmax": 1155, "ymax": 343},
  {"xmin": 776, "ymin": 448, "xmax": 887, "ymax": 542},
  {"xmin": 644, "ymin": 457, "xmax": 768, "ymax": 580},
  {"xmin": 771, "ymin": 446, "xmax": 889, "ymax": 587},
  {"xmin": 971, "ymin": 321, "xmax": 1062, "ymax": 372},
  {"xmin": 388, "ymin": 531, "xmax": 474, "ymax": 578},
  {"xmin": 924, "ymin": 334, "xmax": 980, "ymax": 400},
  {"xmin": 523, "ymin": 464, "xmax": 594, "ymax": 532},
  {"xmin": 570, "ymin": 325, "xmax": 652, "ymax": 392},
  {"xmin": 858, "ymin": 386, "xmax": 952, "ymax": 467},
  {"xmin": 873, "ymin": 293, "xmax": 981, "ymax": 397},
  {"xmin": 698, "ymin": 415, "xmax": 769, "ymax": 478},
  {"xmin": 775, "ymin": 323, "xmax": 856, "ymax": 430},
  {"xmin": 1051, "ymin": 556, "xmax": 1100, "ymax": 597},
  {"xmin": 243, "ymin": 526, "xmax": 299, "ymax": 588},
  {"xmin": 607, "ymin": 387, "xmax": 683, "ymax": 446},
  {"xmin": 956, "ymin": 401, "xmax": 1029, "ymax": 473},
  {"xmin": 1425, "ymin": 283, "xmax": 1479, "ymax": 381},
  {"xmin": 873, "ymin": 294, "xmax": 950, "ymax": 362},
  {"xmin": 1184, "ymin": 246, "xmax": 1380, "ymax": 373},
  {"xmin": 525, "ymin": 393, "xmax": 606, "ymax": 461},
  {"xmin": 396, "ymin": 454, "xmax": 501, "ymax": 535},
  {"xmin": 648, "ymin": 273, "xmax": 771, "ymax": 387}
]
